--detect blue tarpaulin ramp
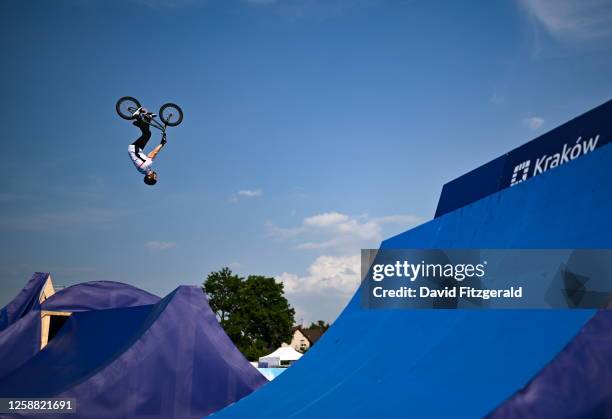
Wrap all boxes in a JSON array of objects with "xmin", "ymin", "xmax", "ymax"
[
  {"xmin": 0, "ymin": 310, "xmax": 42, "ymax": 379},
  {"xmin": 0, "ymin": 273, "xmax": 50, "ymax": 379},
  {"xmin": 489, "ymin": 309, "xmax": 612, "ymax": 418},
  {"xmin": 212, "ymin": 129, "xmax": 612, "ymax": 417},
  {"xmin": 0, "ymin": 285, "xmax": 267, "ymax": 418},
  {"xmin": 0, "ymin": 276, "xmax": 163, "ymax": 381},
  {"xmin": 0, "ymin": 304, "xmax": 155, "ymax": 398},
  {"xmin": 0, "ymin": 272, "xmax": 49, "ymax": 332},
  {"xmin": 41, "ymin": 280, "xmax": 160, "ymax": 312}
]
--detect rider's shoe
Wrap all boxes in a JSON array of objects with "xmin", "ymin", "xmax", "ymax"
[{"xmin": 132, "ymin": 107, "xmax": 157, "ymax": 119}]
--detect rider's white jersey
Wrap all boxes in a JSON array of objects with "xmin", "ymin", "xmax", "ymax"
[{"xmin": 128, "ymin": 145, "xmax": 153, "ymax": 174}]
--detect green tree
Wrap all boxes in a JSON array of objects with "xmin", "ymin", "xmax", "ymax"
[
  {"xmin": 202, "ymin": 268, "xmax": 295, "ymax": 361},
  {"xmin": 203, "ymin": 267, "xmax": 242, "ymax": 327},
  {"xmin": 239, "ymin": 275, "xmax": 295, "ymax": 358},
  {"xmin": 308, "ymin": 320, "xmax": 330, "ymax": 332}
]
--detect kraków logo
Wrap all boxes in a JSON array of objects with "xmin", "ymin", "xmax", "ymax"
[{"xmin": 509, "ymin": 135, "xmax": 600, "ymax": 187}]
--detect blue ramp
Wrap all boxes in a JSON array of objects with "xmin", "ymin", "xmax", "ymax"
[{"xmin": 212, "ymin": 140, "xmax": 612, "ymax": 418}]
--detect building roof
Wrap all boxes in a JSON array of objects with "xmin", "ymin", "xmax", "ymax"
[{"xmin": 299, "ymin": 327, "xmax": 324, "ymax": 345}]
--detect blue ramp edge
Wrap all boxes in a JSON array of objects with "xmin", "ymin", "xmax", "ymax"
[
  {"xmin": 435, "ymin": 99, "xmax": 612, "ymax": 217},
  {"xmin": 212, "ymin": 137, "xmax": 612, "ymax": 418}
]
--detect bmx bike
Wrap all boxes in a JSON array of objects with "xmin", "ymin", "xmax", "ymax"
[{"xmin": 116, "ymin": 96, "xmax": 184, "ymax": 135}]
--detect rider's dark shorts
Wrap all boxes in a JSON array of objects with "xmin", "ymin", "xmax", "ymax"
[{"xmin": 132, "ymin": 119, "xmax": 151, "ymax": 150}]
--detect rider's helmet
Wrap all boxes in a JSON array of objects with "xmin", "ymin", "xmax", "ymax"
[{"xmin": 144, "ymin": 171, "xmax": 158, "ymax": 186}]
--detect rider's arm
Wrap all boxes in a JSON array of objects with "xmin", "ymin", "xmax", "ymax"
[{"xmin": 147, "ymin": 143, "xmax": 165, "ymax": 160}]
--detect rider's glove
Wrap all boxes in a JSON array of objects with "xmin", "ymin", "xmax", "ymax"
[{"xmin": 161, "ymin": 136, "xmax": 167, "ymax": 146}]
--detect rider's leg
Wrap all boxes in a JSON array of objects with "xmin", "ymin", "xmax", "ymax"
[{"xmin": 132, "ymin": 118, "xmax": 151, "ymax": 150}]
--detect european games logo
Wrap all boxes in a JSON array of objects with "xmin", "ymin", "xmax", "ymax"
[{"xmin": 511, "ymin": 160, "xmax": 530, "ymax": 186}]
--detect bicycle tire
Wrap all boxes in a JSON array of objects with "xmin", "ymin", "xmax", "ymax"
[
  {"xmin": 159, "ymin": 103, "xmax": 184, "ymax": 127},
  {"xmin": 116, "ymin": 96, "xmax": 141, "ymax": 120}
]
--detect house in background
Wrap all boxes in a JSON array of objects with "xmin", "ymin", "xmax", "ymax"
[
  {"xmin": 290, "ymin": 326, "xmax": 324, "ymax": 353},
  {"xmin": 255, "ymin": 327, "xmax": 327, "ymax": 375}
]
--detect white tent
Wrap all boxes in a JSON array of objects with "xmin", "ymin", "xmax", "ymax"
[{"xmin": 258, "ymin": 344, "xmax": 303, "ymax": 368}]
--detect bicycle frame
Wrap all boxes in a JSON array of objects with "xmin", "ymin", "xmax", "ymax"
[
  {"xmin": 143, "ymin": 117, "xmax": 167, "ymax": 133},
  {"xmin": 126, "ymin": 106, "xmax": 170, "ymax": 133}
]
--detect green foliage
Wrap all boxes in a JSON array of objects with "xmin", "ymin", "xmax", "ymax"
[
  {"xmin": 308, "ymin": 320, "xmax": 330, "ymax": 332},
  {"xmin": 203, "ymin": 268, "xmax": 295, "ymax": 361},
  {"xmin": 203, "ymin": 267, "xmax": 241, "ymax": 327}
]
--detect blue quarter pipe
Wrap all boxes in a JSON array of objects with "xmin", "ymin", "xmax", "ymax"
[{"xmin": 213, "ymin": 131, "xmax": 612, "ymax": 417}]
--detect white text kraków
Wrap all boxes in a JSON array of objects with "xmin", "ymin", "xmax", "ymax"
[
  {"xmin": 371, "ymin": 260, "xmax": 487, "ymax": 282},
  {"xmin": 534, "ymin": 135, "xmax": 600, "ymax": 175}
]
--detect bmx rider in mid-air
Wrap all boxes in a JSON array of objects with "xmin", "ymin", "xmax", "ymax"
[{"xmin": 128, "ymin": 108, "xmax": 166, "ymax": 186}]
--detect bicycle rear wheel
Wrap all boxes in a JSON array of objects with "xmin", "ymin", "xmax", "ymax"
[
  {"xmin": 159, "ymin": 103, "xmax": 184, "ymax": 127},
  {"xmin": 116, "ymin": 96, "xmax": 141, "ymax": 120}
]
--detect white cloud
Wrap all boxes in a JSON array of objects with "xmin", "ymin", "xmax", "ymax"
[
  {"xmin": 303, "ymin": 212, "xmax": 349, "ymax": 227},
  {"xmin": 520, "ymin": 0, "xmax": 612, "ymax": 41},
  {"xmin": 145, "ymin": 241, "xmax": 177, "ymax": 251},
  {"xmin": 278, "ymin": 255, "xmax": 360, "ymax": 295},
  {"xmin": 238, "ymin": 189, "xmax": 263, "ymax": 198},
  {"xmin": 276, "ymin": 254, "xmax": 361, "ymax": 323},
  {"xmin": 523, "ymin": 116, "xmax": 545, "ymax": 130},
  {"xmin": 269, "ymin": 211, "xmax": 421, "ymax": 322},
  {"xmin": 268, "ymin": 211, "xmax": 421, "ymax": 253},
  {"xmin": 231, "ymin": 189, "xmax": 263, "ymax": 202}
]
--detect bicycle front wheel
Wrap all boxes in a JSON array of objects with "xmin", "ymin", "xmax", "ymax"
[
  {"xmin": 159, "ymin": 103, "xmax": 184, "ymax": 127},
  {"xmin": 116, "ymin": 96, "xmax": 141, "ymax": 120}
]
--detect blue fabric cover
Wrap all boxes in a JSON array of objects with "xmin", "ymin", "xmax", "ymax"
[
  {"xmin": 0, "ymin": 311, "xmax": 41, "ymax": 379},
  {"xmin": 0, "ymin": 273, "xmax": 49, "ymax": 379},
  {"xmin": 42, "ymin": 281, "xmax": 160, "ymax": 312},
  {"xmin": 0, "ymin": 286, "xmax": 267, "ymax": 419},
  {"xmin": 213, "ymin": 141, "xmax": 612, "ymax": 418},
  {"xmin": 488, "ymin": 309, "xmax": 612, "ymax": 418},
  {"xmin": 0, "ymin": 272, "xmax": 48, "ymax": 332},
  {"xmin": 0, "ymin": 276, "xmax": 160, "ymax": 381}
]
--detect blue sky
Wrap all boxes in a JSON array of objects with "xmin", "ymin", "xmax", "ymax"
[{"xmin": 1, "ymin": 0, "xmax": 611, "ymax": 323}]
